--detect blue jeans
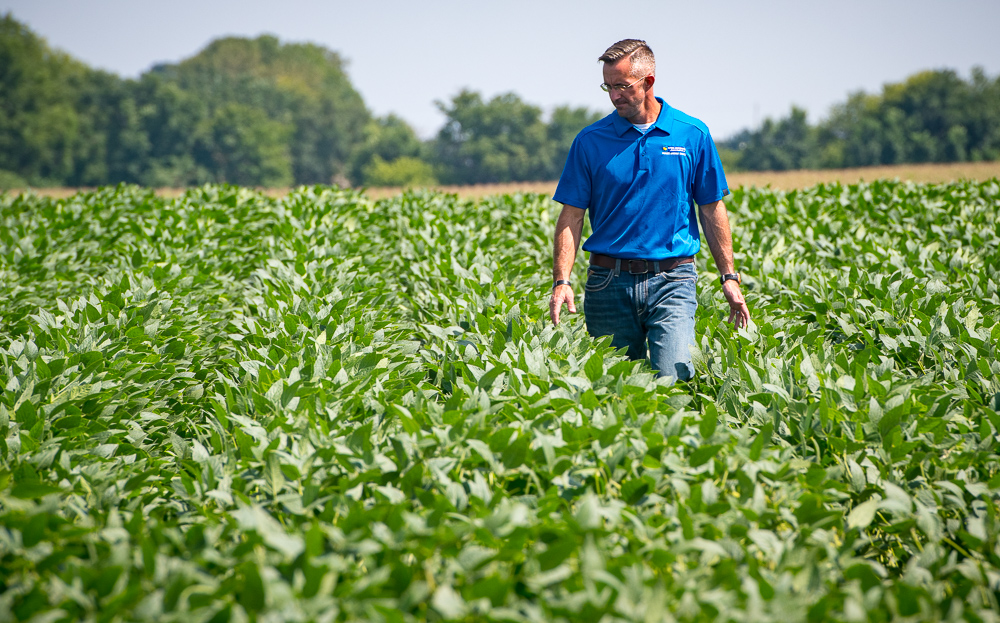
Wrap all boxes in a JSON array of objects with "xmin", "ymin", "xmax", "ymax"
[{"xmin": 583, "ymin": 261, "xmax": 698, "ymax": 381}]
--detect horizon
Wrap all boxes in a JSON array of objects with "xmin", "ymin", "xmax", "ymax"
[{"xmin": 3, "ymin": 1, "xmax": 1000, "ymax": 141}]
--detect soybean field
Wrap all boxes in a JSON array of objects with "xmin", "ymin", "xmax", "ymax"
[{"xmin": 1, "ymin": 180, "xmax": 999, "ymax": 622}]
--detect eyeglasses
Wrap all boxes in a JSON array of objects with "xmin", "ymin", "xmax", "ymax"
[{"xmin": 600, "ymin": 76, "xmax": 647, "ymax": 93}]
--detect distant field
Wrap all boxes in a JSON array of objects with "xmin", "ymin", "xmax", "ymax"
[
  {"xmin": 412, "ymin": 161, "xmax": 1000, "ymax": 199},
  {"xmin": 7, "ymin": 161, "xmax": 1000, "ymax": 200},
  {"xmin": 726, "ymin": 160, "xmax": 1000, "ymax": 191}
]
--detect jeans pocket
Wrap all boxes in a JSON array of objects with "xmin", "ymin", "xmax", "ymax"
[
  {"xmin": 585, "ymin": 267, "xmax": 615, "ymax": 292},
  {"xmin": 658, "ymin": 263, "xmax": 697, "ymax": 281}
]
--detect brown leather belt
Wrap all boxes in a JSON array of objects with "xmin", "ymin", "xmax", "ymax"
[{"xmin": 590, "ymin": 254, "xmax": 694, "ymax": 274}]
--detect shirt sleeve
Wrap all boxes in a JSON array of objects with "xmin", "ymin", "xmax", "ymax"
[
  {"xmin": 552, "ymin": 134, "xmax": 591, "ymax": 210},
  {"xmin": 692, "ymin": 131, "xmax": 730, "ymax": 206}
]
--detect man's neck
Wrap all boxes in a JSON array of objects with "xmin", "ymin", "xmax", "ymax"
[{"xmin": 628, "ymin": 96, "xmax": 661, "ymax": 125}]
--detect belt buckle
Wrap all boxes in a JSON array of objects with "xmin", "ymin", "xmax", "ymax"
[{"xmin": 628, "ymin": 259, "xmax": 648, "ymax": 274}]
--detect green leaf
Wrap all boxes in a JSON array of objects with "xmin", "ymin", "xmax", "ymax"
[
  {"xmin": 15, "ymin": 401, "xmax": 37, "ymax": 429},
  {"xmin": 478, "ymin": 364, "xmax": 505, "ymax": 391},
  {"xmin": 103, "ymin": 287, "xmax": 125, "ymax": 310},
  {"xmin": 844, "ymin": 563, "xmax": 881, "ymax": 591},
  {"xmin": 677, "ymin": 502, "xmax": 695, "ymax": 540},
  {"xmin": 164, "ymin": 339, "xmax": 186, "ymax": 359},
  {"xmin": 431, "ymin": 584, "xmax": 467, "ymax": 620},
  {"xmin": 124, "ymin": 470, "xmax": 156, "ymax": 493},
  {"xmin": 621, "ymin": 478, "xmax": 650, "ymax": 504},
  {"xmin": 238, "ymin": 562, "xmax": 265, "ymax": 612},
  {"xmin": 689, "ymin": 444, "xmax": 722, "ymax": 467},
  {"xmin": 501, "ymin": 435, "xmax": 529, "ymax": 469},
  {"xmin": 846, "ymin": 498, "xmax": 879, "ymax": 530},
  {"xmin": 584, "ymin": 353, "xmax": 604, "ymax": 383},
  {"xmin": 537, "ymin": 536, "xmax": 576, "ymax": 571},
  {"xmin": 11, "ymin": 480, "xmax": 63, "ymax": 499},
  {"xmin": 749, "ymin": 422, "xmax": 772, "ymax": 460},
  {"xmin": 267, "ymin": 455, "xmax": 286, "ymax": 495},
  {"xmin": 306, "ymin": 523, "xmax": 324, "ymax": 558},
  {"xmin": 699, "ymin": 401, "xmax": 718, "ymax": 439}
]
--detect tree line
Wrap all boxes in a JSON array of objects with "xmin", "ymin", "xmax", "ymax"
[
  {"xmin": 2, "ymin": 13, "xmax": 998, "ymax": 190},
  {"xmin": 0, "ymin": 15, "xmax": 599, "ymax": 190},
  {"xmin": 720, "ymin": 68, "xmax": 1000, "ymax": 172}
]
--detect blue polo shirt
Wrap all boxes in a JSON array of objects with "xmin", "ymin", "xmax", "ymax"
[{"xmin": 553, "ymin": 98, "xmax": 729, "ymax": 260}]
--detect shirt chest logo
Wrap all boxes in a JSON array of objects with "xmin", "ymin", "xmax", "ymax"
[{"xmin": 662, "ymin": 146, "xmax": 687, "ymax": 156}]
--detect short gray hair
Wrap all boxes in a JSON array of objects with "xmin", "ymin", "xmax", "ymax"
[{"xmin": 599, "ymin": 39, "xmax": 655, "ymax": 78}]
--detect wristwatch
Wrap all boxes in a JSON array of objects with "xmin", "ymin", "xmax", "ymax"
[
  {"xmin": 553, "ymin": 279, "xmax": 572, "ymax": 289},
  {"xmin": 720, "ymin": 273, "xmax": 741, "ymax": 285}
]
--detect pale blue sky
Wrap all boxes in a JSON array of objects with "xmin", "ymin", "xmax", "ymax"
[{"xmin": 4, "ymin": 0, "xmax": 999, "ymax": 140}]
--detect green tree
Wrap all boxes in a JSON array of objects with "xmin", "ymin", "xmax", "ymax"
[
  {"xmin": 817, "ymin": 92, "xmax": 881, "ymax": 168},
  {"xmin": 548, "ymin": 105, "xmax": 603, "ymax": 177},
  {"xmin": 349, "ymin": 114, "xmax": 428, "ymax": 185},
  {"xmin": 884, "ymin": 70, "xmax": 971, "ymax": 162},
  {"xmin": 79, "ymin": 72, "xmax": 152, "ymax": 185},
  {"xmin": 726, "ymin": 68, "xmax": 1000, "ymax": 171},
  {"xmin": 363, "ymin": 156, "xmax": 437, "ymax": 187},
  {"xmin": 433, "ymin": 90, "xmax": 556, "ymax": 185},
  {"xmin": 195, "ymin": 103, "xmax": 293, "ymax": 187},
  {"xmin": 125, "ymin": 73, "xmax": 212, "ymax": 186},
  {"xmin": 0, "ymin": 168, "xmax": 27, "ymax": 190},
  {"xmin": 0, "ymin": 19, "xmax": 379, "ymax": 188},
  {"xmin": 966, "ymin": 67, "xmax": 1000, "ymax": 161},
  {"xmin": 736, "ymin": 107, "xmax": 816, "ymax": 171},
  {"xmin": 157, "ymin": 35, "xmax": 370, "ymax": 185},
  {"xmin": 0, "ymin": 14, "xmax": 96, "ymax": 185}
]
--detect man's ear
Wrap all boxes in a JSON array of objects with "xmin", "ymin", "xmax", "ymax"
[{"xmin": 645, "ymin": 75, "xmax": 656, "ymax": 88}]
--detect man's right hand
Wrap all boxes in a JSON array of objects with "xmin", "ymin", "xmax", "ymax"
[
  {"xmin": 550, "ymin": 204, "xmax": 585, "ymax": 325},
  {"xmin": 549, "ymin": 284, "xmax": 576, "ymax": 325}
]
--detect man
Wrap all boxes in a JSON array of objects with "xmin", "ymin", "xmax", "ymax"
[{"xmin": 549, "ymin": 39, "xmax": 749, "ymax": 381}]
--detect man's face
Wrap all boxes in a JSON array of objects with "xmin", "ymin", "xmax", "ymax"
[{"xmin": 603, "ymin": 58, "xmax": 648, "ymax": 121}]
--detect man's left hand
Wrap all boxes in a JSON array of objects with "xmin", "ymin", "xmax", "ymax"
[{"xmin": 722, "ymin": 281, "xmax": 750, "ymax": 328}]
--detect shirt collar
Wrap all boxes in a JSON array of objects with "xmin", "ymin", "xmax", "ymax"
[{"xmin": 612, "ymin": 96, "xmax": 674, "ymax": 137}]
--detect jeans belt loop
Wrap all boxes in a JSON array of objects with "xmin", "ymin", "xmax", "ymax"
[
  {"xmin": 613, "ymin": 258, "xmax": 621, "ymax": 277},
  {"xmin": 654, "ymin": 260, "xmax": 661, "ymax": 273}
]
